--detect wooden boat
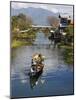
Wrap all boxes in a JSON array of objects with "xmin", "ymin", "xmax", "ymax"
[
  {"xmin": 30, "ymin": 53, "xmax": 45, "ymax": 76},
  {"xmin": 30, "ymin": 68, "xmax": 43, "ymax": 89},
  {"xmin": 30, "ymin": 63, "xmax": 44, "ymax": 76}
]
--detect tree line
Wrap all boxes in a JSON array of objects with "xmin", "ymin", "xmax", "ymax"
[{"xmin": 11, "ymin": 13, "xmax": 32, "ymax": 32}]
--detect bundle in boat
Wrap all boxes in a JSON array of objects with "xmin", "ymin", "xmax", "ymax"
[{"xmin": 30, "ymin": 53, "xmax": 45, "ymax": 76}]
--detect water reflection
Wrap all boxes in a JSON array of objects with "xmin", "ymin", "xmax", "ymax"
[
  {"xmin": 29, "ymin": 70, "xmax": 43, "ymax": 89},
  {"xmin": 34, "ymin": 32, "xmax": 51, "ymax": 45}
]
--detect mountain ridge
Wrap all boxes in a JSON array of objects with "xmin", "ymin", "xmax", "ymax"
[{"xmin": 11, "ymin": 7, "xmax": 59, "ymax": 25}]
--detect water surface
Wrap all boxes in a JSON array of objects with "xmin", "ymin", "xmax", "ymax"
[{"xmin": 11, "ymin": 32, "xmax": 74, "ymax": 98}]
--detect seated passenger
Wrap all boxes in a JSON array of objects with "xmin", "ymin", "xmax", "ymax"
[{"xmin": 32, "ymin": 53, "xmax": 45, "ymax": 65}]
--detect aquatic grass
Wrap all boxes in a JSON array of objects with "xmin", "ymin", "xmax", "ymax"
[
  {"xmin": 11, "ymin": 39, "xmax": 33, "ymax": 48},
  {"xmin": 58, "ymin": 45, "xmax": 73, "ymax": 64}
]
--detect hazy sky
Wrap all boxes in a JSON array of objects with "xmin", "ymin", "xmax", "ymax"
[{"xmin": 11, "ymin": 2, "xmax": 73, "ymax": 17}]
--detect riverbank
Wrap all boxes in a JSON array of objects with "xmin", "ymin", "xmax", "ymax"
[
  {"xmin": 58, "ymin": 45, "xmax": 73, "ymax": 64},
  {"xmin": 63, "ymin": 46, "xmax": 73, "ymax": 64},
  {"xmin": 11, "ymin": 39, "xmax": 33, "ymax": 48},
  {"xmin": 11, "ymin": 29, "xmax": 37, "ymax": 48}
]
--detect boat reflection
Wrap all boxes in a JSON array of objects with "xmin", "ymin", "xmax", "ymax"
[{"xmin": 29, "ymin": 70, "xmax": 43, "ymax": 89}]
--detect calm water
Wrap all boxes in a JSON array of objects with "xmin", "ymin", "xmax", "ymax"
[{"xmin": 11, "ymin": 32, "xmax": 74, "ymax": 98}]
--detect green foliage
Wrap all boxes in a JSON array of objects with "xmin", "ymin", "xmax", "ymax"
[
  {"xmin": 11, "ymin": 39, "xmax": 24, "ymax": 48},
  {"xmin": 11, "ymin": 13, "xmax": 36, "ymax": 48},
  {"xmin": 11, "ymin": 13, "xmax": 32, "ymax": 31},
  {"xmin": 65, "ymin": 25, "xmax": 73, "ymax": 36},
  {"xmin": 11, "ymin": 39, "xmax": 33, "ymax": 48},
  {"xmin": 11, "ymin": 16, "xmax": 18, "ymax": 31},
  {"xmin": 63, "ymin": 46, "xmax": 73, "ymax": 64},
  {"xmin": 58, "ymin": 25, "xmax": 74, "ymax": 64}
]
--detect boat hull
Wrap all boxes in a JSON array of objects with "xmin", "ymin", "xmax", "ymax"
[{"xmin": 30, "ymin": 64, "xmax": 44, "ymax": 76}]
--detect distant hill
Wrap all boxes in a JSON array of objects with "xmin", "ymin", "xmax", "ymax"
[{"xmin": 11, "ymin": 7, "xmax": 59, "ymax": 25}]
